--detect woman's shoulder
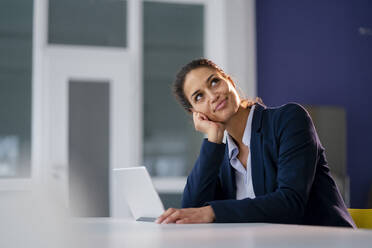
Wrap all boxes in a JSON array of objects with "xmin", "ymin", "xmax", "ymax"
[
  {"xmin": 260, "ymin": 102, "xmax": 313, "ymax": 130},
  {"xmin": 264, "ymin": 102, "xmax": 309, "ymax": 118}
]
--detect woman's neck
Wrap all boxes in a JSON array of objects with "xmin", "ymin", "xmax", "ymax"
[{"xmin": 225, "ymin": 104, "xmax": 250, "ymax": 146}]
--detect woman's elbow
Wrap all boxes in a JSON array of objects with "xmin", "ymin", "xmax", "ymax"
[{"xmin": 279, "ymin": 189, "xmax": 306, "ymax": 223}]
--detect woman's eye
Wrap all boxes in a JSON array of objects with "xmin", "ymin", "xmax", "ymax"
[
  {"xmin": 195, "ymin": 93, "xmax": 202, "ymax": 102},
  {"xmin": 211, "ymin": 78, "xmax": 219, "ymax": 86}
]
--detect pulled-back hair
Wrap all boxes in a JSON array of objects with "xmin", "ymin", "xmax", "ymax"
[{"xmin": 173, "ymin": 58, "xmax": 262, "ymax": 113}]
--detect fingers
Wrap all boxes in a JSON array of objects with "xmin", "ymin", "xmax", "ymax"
[
  {"xmin": 156, "ymin": 207, "xmax": 213, "ymax": 224},
  {"xmin": 156, "ymin": 208, "xmax": 185, "ymax": 224},
  {"xmin": 176, "ymin": 218, "xmax": 190, "ymax": 224},
  {"xmin": 156, "ymin": 208, "xmax": 177, "ymax": 224},
  {"xmin": 198, "ymin": 112, "xmax": 209, "ymax": 121},
  {"xmin": 158, "ymin": 209, "xmax": 193, "ymax": 224},
  {"xmin": 192, "ymin": 112, "xmax": 198, "ymax": 122},
  {"xmin": 156, "ymin": 208, "xmax": 191, "ymax": 224},
  {"xmin": 193, "ymin": 111, "xmax": 208, "ymax": 121},
  {"xmin": 193, "ymin": 112, "xmax": 210, "ymax": 133},
  {"xmin": 162, "ymin": 209, "xmax": 183, "ymax": 224}
]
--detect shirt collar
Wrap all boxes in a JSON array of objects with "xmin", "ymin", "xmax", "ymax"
[{"xmin": 226, "ymin": 104, "xmax": 256, "ymax": 159}]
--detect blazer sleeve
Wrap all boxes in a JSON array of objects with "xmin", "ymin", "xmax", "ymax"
[
  {"xmin": 182, "ymin": 139, "xmax": 226, "ymax": 208},
  {"xmin": 208, "ymin": 104, "xmax": 318, "ymax": 223}
]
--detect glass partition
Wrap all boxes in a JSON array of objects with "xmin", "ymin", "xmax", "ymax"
[
  {"xmin": 143, "ymin": 2, "xmax": 204, "ymax": 178},
  {"xmin": 48, "ymin": 0, "xmax": 127, "ymax": 47},
  {"xmin": 0, "ymin": 0, "xmax": 33, "ymax": 178},
  {"xmin": 305, "ymin": 105, "xmax": 349, "ymax": 205}
]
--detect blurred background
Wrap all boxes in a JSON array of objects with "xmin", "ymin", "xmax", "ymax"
[{"xmin": 0, "ymin": 0, "xmax": 371, "ymax": 218}]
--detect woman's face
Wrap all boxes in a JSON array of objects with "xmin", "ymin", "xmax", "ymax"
[{"xmin": 183, "ymin": 67, "xmax": 241, "ymax": 122}]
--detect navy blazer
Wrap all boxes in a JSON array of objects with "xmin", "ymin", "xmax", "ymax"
[{"xmin": 182, "ymin": 103, "xmax": 356, "ymax": 227}]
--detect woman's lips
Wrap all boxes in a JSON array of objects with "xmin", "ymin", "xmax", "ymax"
[{"xmin": 215, "ymin": 99, "xmax": 227, "ymax": 111}]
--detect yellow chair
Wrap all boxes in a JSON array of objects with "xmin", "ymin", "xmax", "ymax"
[{"xmin": 348, "ymin": 209, "xmax": 372, "ymax": 229}]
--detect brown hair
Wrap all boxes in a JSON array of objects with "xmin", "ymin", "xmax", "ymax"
[{"xmin": 172, "ymin": 58, "xmax": 262, "ymax": 112}]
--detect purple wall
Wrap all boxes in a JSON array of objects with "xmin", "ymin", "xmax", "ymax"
[{"xmin": 256, "ymin": 0, "xmax": 372, "ymax": 208}]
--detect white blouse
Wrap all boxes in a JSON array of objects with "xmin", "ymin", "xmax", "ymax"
[{"xmin": 226, "ymin": 105, "xmax": 256, "ymax": 200}]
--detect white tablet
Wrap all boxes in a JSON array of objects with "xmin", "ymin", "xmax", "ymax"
[{"xmin": 113, "ymin": 167, "xmax": 165, "ymax": 222}]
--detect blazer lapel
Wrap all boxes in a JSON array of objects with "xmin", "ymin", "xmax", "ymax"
[
  {"xmin": 223, "ymin": 141, "xmax": 237, "ymax": 199},
  {"xmin": 250, "ymin": 103, "xmax": 266, "ymax": 196}
]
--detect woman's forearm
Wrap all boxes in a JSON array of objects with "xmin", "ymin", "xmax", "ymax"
[{"xmin": 182, "ymin": 139, "xmax": 226, "ymax": 208}]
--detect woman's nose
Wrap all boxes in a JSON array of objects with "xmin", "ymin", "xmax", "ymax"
[{"xmin": 207, "ymin": 90, "xmax": 219, "ymax": 103}]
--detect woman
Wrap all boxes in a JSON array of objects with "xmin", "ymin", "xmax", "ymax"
[{"xmin": 156, "ymin": 58, "xmax": 355, "ymax": 227}]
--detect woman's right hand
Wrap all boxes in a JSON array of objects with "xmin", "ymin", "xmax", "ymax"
[{"xmin": 193, "ymin": 112, "xmax": 225, "ymax": 144}]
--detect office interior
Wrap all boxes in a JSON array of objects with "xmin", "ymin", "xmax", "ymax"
[{"xmin": 1, "ymin": 0, "xmax": 372, "ymax": 236}]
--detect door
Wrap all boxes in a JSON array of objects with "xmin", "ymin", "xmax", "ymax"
[{"xmin": 40, "ymin": 0, "xmax": 142, "ymax": 217}]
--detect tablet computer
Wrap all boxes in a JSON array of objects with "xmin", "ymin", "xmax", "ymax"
[{"xmin": 113, "ymin": 167, "xmax": 165, "ymax": 222}]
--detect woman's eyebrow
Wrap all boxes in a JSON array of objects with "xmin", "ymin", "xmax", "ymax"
[
  {"xmin": 205, "ymin": 73, "xmax": 216, "ymax": 85},
  {"xmin": 191, "ymin": 90, "xmax": 199, "ymax": 98}
]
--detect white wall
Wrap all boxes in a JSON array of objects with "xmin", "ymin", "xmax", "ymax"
[{"xmin": 225, "ymin": 0, "xmax": 257, "ymax": 99}]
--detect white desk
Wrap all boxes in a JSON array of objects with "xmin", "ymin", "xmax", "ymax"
[
  {"xmin": 2, "ymin": 193, "xmax": 370, "ymax": 248},
  {"xmin": 2, "ymin": 216, "xmax": 372, "ymax": 248},
  {"xmin": 70, "ymin": 218, "xmax": 372, "ymax": 248}
]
